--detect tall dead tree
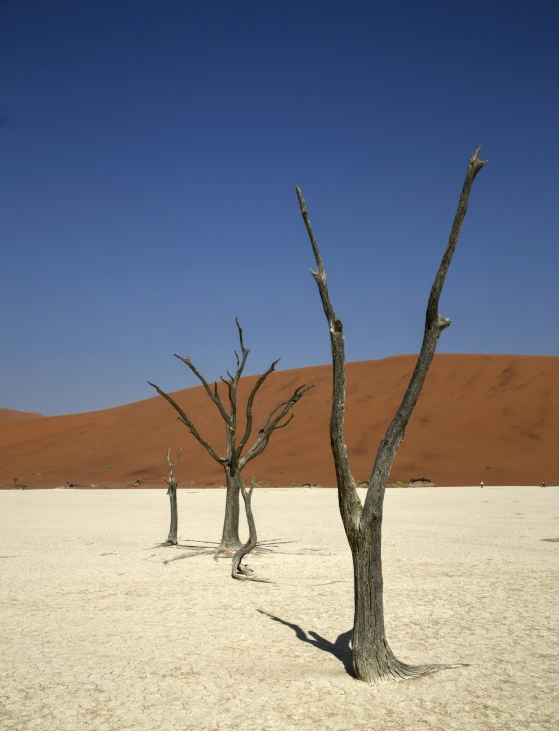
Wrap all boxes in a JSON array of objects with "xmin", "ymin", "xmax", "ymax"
[
  {"xmin": 148, "ymin": 320, "xmax": 321, "ymax": 555},
  {"xmin": 163, "ymin": 447, "xmax": 182, "ymax": 546},
  {"xmin": 296, "ymin": 147, "xmax": 487, "ymax": 683}
]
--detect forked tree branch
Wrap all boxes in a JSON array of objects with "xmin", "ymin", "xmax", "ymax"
[
  {"xmin": 164, "ymin": 446, "xmax": 182, "ymax": 488},
  {"xmin": 296, "ymin": 186, "xmax": 363, "ymax": 539},
  {"xmin": 239, "ymin": 381, "xmax": 323, "ymax": 468},
  {"xmin": 236, "ymin": 357, "xmax": 282, "ymax": 455},
  {"xmin": 362, "ymin": 146, "xmax": 486, "ymax": 520},
  {"xmin": 225, "ymin": 318, "xmax": 250, "ymax": 472},
  {"xmin": 173, "ymin": 354, "xmax": 230, "ymax": 424},
  {"xmin": 147, "ymin": 382, "xmax": 226, "ymax": 465},
  {"xmin": 297, "ymin": 146, "xmax": 487, "ymax": 536},
  {"xmin": 164, "ymin": 446, "xmax": 182, "ymax": 508}
]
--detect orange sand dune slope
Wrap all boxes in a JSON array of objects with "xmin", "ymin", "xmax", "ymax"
[
  {"xmin": 0, "ymin": 409, "xmax": 45, "ymax": 422},
  {"xmin": 1, "ymin": 354, "xmax": 558, "ymax": 487}
]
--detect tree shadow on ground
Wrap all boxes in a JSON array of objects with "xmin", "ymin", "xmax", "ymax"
[
  {"xmin": 146, "ymin": 538, "xmax": 296, "ymax": 553},
  {"xmin": 144, "ymin": 538, "xmax": 297, "ymax": 565},
  {"xmin": 257, "ymin": 609, "xmax": 354, "ymax": 676}
]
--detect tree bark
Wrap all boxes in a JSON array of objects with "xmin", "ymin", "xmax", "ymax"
[
  {"xmin": 217, "ymin": 469, "xmax": 243, "ymax": 554},
  {"xmin": 232, "ymin": 477, "xmax": 258, "ymax": 579},
  {"xmin": 166, "ymin": 481, "xmax": 178, "ymax": 545},
  {"xmin": 351, "ymin": 519, "xmax": 446, "ymax": 682}
]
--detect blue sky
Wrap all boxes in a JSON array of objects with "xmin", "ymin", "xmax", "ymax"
[{"xmin": 1, "ymin": 0, "xmax": 558, "ymax": 416}]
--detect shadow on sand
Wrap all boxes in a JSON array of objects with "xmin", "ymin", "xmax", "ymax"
[
  {"xmin": 145, "ymin": 538, "xmax": 298, "ymax": 564},
  {"xmin": 257, "ymin": 609, "xmax": 354, "ymax": 676},
  {"xmin": 146, "ymin": 538, "xmax": 296, "ymax": 553}
]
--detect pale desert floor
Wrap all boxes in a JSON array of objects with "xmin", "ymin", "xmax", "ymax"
[{"xmin": 1, "ymin": 486, "xmax": 558, "ymax": 731}]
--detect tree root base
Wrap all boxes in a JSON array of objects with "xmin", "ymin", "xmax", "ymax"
[{"xmin": 354, "ymin": 660, "xmax": 470, "ymax": 684}]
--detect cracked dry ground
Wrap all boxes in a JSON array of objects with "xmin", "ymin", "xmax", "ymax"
[{"xmin": 1, "ymin": 487, "xmax": 558, "ymax": 731}]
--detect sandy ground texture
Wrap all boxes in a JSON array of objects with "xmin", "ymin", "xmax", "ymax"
[{"xmin": 1, "ymin": 486, "xmax": 558, "ymax": 731}]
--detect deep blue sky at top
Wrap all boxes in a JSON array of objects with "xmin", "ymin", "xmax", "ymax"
[{"xmin": 1, "ymin": 0, "xmax": 558, "ymax": 416}]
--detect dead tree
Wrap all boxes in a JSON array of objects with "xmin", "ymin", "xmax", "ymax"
[
  {"xmin": 148, "ymin": 320, "xmax": 321, "ymax": 556},
  {"xmin": 296, "ymin": 146, "xmax": 487, "ymax": 683},
  {"xmin": 231, "ymin": 477, "xmax": 258, "ymax": 580},
  {"xmin": 163, "ymin": 447, "xmax": 182, "ymax": 546}
]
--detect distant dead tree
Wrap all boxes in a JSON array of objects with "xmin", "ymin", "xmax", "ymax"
[
  {"xmin": 148, "ymin": 320, "xmax": 321, "ymax": 556},
  {"xmin": 163, "ymin": 447, "xmax": 182, "ymax": 546},
  {"xmin": 296, "ymin": 146, "xmax": 486, "ymax": 683}
]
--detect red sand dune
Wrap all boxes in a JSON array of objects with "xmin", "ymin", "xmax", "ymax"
[
  {"xmin": 0, "ymin": 409, "xmax": 45, "ymax": 422},
  {"xmin": 1, "ymin": 354, "xmax": 558, "ymax": 488}
]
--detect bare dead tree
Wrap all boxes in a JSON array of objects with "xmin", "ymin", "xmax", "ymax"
[
  {"xmin": 231, "ymin": 477, "xmax": 258, "ymax": 580},
  {"xmin": 148, "ymin": 320, "xmax": 322, "ymax": 556},
  {"xmin": 296, "ymin": 146, "xmax": 487, "ymax": 683},
  {"xmin": 162, "ymin": 447, "xmax": 182, "ymax": 546}
]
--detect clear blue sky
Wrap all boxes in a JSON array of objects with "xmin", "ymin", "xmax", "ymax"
[{"xmin": 2, "ymin": 0, "xmax": 558, "ymax": 416}]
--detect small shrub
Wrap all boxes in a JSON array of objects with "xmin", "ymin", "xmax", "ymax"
[{"xmin": 103, "ymin": 463, "xmax": 116, "ymax": 470}]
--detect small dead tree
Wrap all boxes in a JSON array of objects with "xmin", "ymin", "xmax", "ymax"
[
  {"xmin": 231, "ymin": 477, "xmax": 258, "ymax": 580},
  {"xmin": 296, "ymin": 146, "xmax": 486, "ymax": 683},
  {"xmin": 148, "ymin": 320, "xmax": 321, "ymax": 556},
  {"xmin": 163, "ymin": 447, "xmax": 182, "ymax": 546}
]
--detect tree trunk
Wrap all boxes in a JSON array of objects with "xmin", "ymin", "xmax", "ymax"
[
  {"xmin": 217, "ymin": 469, "xmax": 242, "ymax": 555},
  {"xmin": 351, "ymin": 518, "xmax": 453, "ymax": 683},
  {"xmin": 166, "ymin": 481, "xmax": 178, "ymax": 545},
  {"xmin": 232, "ymin": 478, "xmax": 257, "ymax": 579}
]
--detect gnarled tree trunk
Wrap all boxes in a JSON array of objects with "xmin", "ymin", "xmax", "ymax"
[
  {"xmin": 218, "ymin": 469, "xmax": 243, "ymax": 554},
  {"xmin": 350, "ymin": 519, "xmax": 445, "ymax": 682},
  {"xmin": 232, "ymin": 477, "xmax": 258, "ymax": 579}
]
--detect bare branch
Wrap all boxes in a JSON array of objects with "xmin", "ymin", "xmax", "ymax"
[
  {"xmin": 273, "ymin": 414, "xmax": 294, "ymax": 431},
  {"xmin": 219, "ymin": 375, "xmax": 233, "ymax": 412},
  {"xmin": 236, "ymin": 357, "xmax": 282, "ymax": 456},
  {"xmin": 296, "ymin": 185, "xmax": 362, "ymax": 538},
  {"xmin": 362, "ymin": 147, "xmax": 487, "ymax": 520},
  {"xmin": 147, "ymin": 382, "xmax": 226, "ymax": 465},
  {"xmin": 233, "ymin": 317, "xmax": 250, "ymax": 382},
  {"xmin": 235, "ymin": 317, "xmax": 245, "ymax": 351},
  {"xmin": 173, "ymin": 353, "xmax": 230, "ymax": 424},
  {"xmin": 239, "ymin": 381, "xmax": 322, "ymax": 469}
]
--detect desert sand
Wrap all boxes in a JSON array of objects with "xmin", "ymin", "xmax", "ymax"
[
  {"xmin": 1, "ymin": 486, "xmax": 557, "ymax": 730},
  {"xmin": 2, "ymin": 354, "xmax": 559, "ymax": 489}
]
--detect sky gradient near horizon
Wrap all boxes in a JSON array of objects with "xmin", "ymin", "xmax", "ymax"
[{"xmin": 2, "ymin": 0, "xmax": 558, "ymax": 416}]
